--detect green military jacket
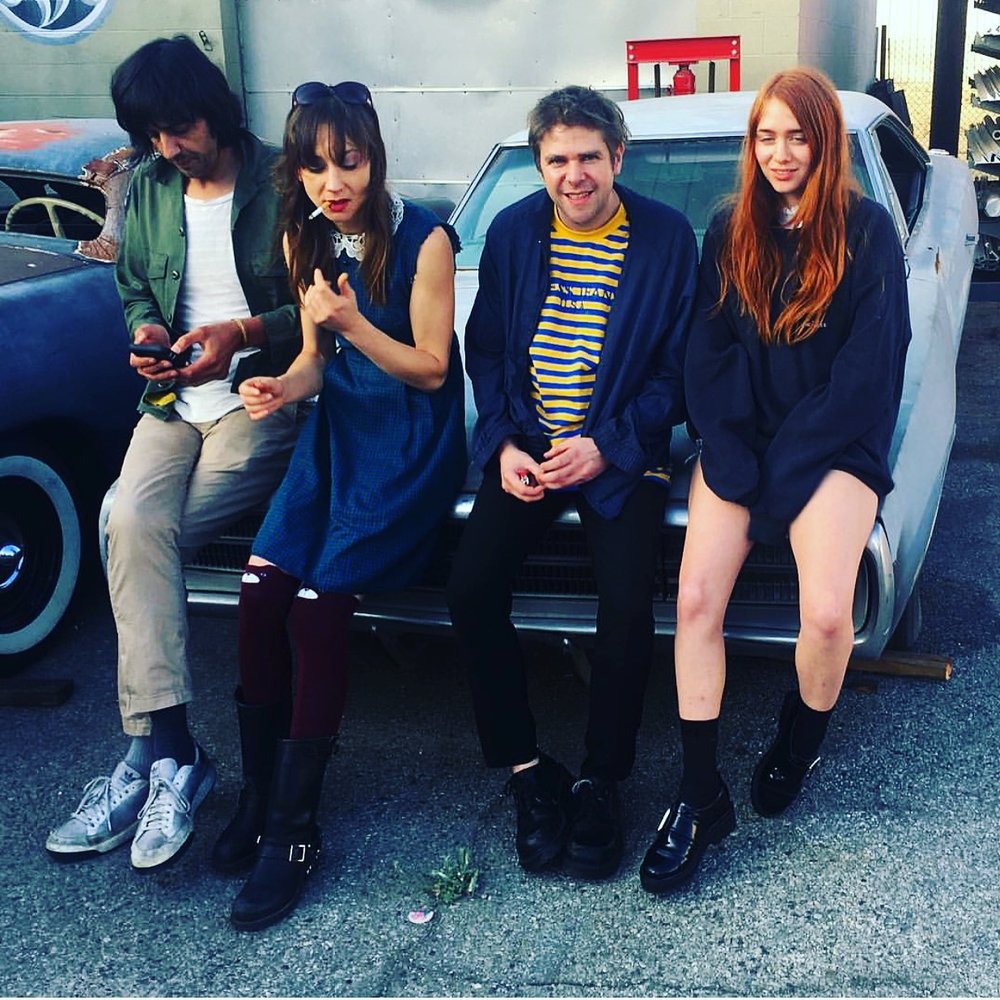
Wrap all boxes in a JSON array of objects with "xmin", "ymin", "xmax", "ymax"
[{"xmin": 114, "ymin": 131, "xmax": 300, "ymax": 418}]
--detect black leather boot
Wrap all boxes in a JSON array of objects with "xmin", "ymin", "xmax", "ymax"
[
  {"xmin": 211, "ymin": 690, "xmax": 291, "ymax": 875},
  {"xmin": 230, "ymin": 737, "xmax": 332, "ymax": 932}
]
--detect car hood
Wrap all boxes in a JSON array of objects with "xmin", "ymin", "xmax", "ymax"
[{"xmin": 0, "ymin": 119, "xmax": 129, "ymax": 175}]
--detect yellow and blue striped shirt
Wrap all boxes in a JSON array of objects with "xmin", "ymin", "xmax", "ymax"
[
  {"xmin": 529, "ymin": 203, "xmax": 671, "ymax": 486},
  {"xmin": 530, "ymin": 203, "xmax": 628, "ymax": 441}
]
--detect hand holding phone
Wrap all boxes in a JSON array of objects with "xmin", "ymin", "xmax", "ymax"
[{"xmin": 129, "ymin": 342, "xmax": 193, "ymax": 368}]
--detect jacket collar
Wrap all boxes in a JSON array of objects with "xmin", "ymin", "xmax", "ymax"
[{"xmin": 147, "ymin": 131, "xmax": 271, "ymax": 209}]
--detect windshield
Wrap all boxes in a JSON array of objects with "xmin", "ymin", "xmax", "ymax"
[{"xmin": 453, "ymin": 134, "xmax": 874, "ymax": 269}]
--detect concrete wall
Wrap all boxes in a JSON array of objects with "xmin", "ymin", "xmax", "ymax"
[
  {"xmin": 0, "ymin": 0, "xmax": 878, "ymax": 201},
  {"xmin": 696, "ymin": 0, "xmax": 877, "ymax": 92},
  {"xmin": 235, "ymin": 0, "xmax": 698, "ymax": 202},
  {"xmin": 0, "ymin": 0, "xmax": 241, "ymax": 121}
]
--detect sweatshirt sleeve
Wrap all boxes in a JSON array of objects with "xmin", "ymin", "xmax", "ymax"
[
  {"xmin": 749, "ymin": 202, "xmax": 911, "ymax": 542},
  {"xmin": 684, "ymin": 217, "xmax": 762, "ymax": 506},
  {"xmin": 589, "ymin": 216, "xmax": 698, "ymax": 476},
  {"xmin": 464, "ymin": 227, "xmax": 520, "ymax": 467}
]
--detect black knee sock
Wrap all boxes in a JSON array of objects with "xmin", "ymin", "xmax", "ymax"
[
  {"xmin": 790, "ymin": 694, "xmax": 833, "ymax": 762},
  {"xmin": 150, "ymin": 703, "xmax": 195, "ymax": 766},
  {"xmin": 678, "ymin": 717, "xmax": 722, "ymax": 807}
]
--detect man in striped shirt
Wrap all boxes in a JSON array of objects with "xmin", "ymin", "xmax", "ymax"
[{"xmin": 448, "ymin": 86, "xmax": 698, "ymax": 881}]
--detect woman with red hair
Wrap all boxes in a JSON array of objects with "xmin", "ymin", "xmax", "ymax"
[{"xmin": 640, "ymin": 67, "xmax": 912, "ymax": 892}]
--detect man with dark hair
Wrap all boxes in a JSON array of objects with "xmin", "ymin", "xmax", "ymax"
[
  {"xmin": 45, "ymin": 35, "xmax": 300, "ymax": 870},
  {"xmin": 447, "ymin": 85, "xmax": 698, "ymax": 880}
]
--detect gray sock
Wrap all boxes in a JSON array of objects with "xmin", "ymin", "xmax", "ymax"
[{"xmin": 123, "ymin": 735, "xmax": 154, "ymax": 777}]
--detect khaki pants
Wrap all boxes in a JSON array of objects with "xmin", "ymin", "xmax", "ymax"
[{"xmin": 107, "ymin": 406, "xmax": 297, "ymax": 735}]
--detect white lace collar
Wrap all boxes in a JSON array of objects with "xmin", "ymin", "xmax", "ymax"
[{"xmin": 331, "ymin": 192, "xmax": 404, "ymax": 260}]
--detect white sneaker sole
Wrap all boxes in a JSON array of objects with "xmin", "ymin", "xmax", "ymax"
[{"xmin": 45, "ymin": 818, "xmax": 141, "ymax": 858}]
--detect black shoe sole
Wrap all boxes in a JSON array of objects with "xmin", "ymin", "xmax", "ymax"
[
  {"xmin": 230, "ymin": 891, "xmax": 302, "ymax": 932},
  {"xmin": 563, "ymin": 847, "xmax": 622, "ymax": 881},
  {"xmin": 516, "ymin": 839, "xmax": 565, "ymax": 872}
]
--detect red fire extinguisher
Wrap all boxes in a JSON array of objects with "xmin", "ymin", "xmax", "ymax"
[{"xmin": 672, "ymin": 63, "xmax": 696, "ymax": 95}]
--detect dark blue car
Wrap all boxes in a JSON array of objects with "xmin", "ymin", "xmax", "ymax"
[{"xmin": 0, "ymin": 119, "xmax": 142, "ymax": 664}]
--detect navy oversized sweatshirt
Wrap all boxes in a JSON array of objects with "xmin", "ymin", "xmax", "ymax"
[{"xmin": 685, "ymin": 196, "xmax": 912, "ymax": 545}]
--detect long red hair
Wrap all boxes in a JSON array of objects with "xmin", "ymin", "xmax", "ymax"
[{"xmin": 719, "ymin": 67, "xmax": 859, "ymax": 345}]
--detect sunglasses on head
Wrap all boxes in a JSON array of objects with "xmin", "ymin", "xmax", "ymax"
[{"xmin": 291, "ymin": 81, "xmax": 373, "ymax": 109}]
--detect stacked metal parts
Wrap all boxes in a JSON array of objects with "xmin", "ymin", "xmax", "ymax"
[{"xmin": 970, "ymin": 0, "xmax": 1000, "ymax": 270}]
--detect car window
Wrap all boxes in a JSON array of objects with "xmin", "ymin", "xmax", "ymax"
[
  {"xmin": 869, "ymin": 119, "xmax": 929, "ymax": 234},
  {"xmin": 0, "ymin": 171, "xmax": 106, "ymax": 242},
  {"xmin": 454, "ymin": 133, "xmax": 877, "ymax": 269}
]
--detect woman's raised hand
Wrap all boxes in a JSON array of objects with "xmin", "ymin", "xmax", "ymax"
[{"xmin": 303, "ymin": 268, "xmax": 361, "ymax": 337}]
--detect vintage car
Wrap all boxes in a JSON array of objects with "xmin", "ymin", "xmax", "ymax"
[
  {"xmin": 108, "ymin": 90, "xmax": 977, "ymax": 660},
  {"xmin": 0, "ymin": 120, "xmax": 140, "ymax": 664}
]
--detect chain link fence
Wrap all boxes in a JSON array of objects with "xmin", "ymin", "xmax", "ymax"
[{"xmin": 878, "ymin": 0, "xmax": 1000, "ymax": 271}]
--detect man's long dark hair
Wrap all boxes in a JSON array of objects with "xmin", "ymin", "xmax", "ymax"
[
  {"xmin": 110, "ymin": 34, "xmax": 244, "ymax": 157},
  {"xmin": 277, "ymin": 95, "xmax": 391, "ymax": 306}
]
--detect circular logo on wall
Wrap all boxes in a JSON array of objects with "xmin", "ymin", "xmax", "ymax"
[{"xmin": 0, "ymin": 0, "xmax": 116, "ymax": 42}]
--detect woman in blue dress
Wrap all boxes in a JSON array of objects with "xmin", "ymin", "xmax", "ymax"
[{"xmin": 212, "ymin": 81, "xmax": 465, "ymax": 931}]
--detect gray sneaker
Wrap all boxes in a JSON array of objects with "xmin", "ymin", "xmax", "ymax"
[
  {"xmin": 130, "ymin": 747, "xmax": 216, "ymax": 870},
  {"xmin": 46, "ymin": 761, "xmax": 149, "ymax": 858}
]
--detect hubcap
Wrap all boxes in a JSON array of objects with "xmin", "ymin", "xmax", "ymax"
[{"xmin": 0, "ymin": 541, "xmax": 24, "ymax": 591}]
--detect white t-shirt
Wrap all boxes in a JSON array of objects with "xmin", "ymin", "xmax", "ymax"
[{"xmin": 173, "ymin": 190, "xmax": 256, "ymax": 423}]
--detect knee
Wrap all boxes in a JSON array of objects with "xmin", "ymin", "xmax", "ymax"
[
  {"xmin": 107, "ymin": 489, "xmax": 174, "ymax": 554},
  {"xmin": 799, "ymin": 595, "xmax": 854, "ymax": 644},
  {"xmin": 446, "ymin": 565, "xmax": 507, "ymax": 632},
  {"xmin": 675, "ymin": 577, "xmax": 726, "ymax": 632}
]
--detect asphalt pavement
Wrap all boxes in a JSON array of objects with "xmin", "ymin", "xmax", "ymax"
[{"xmin": 1, "ymin": 304, "xmax": 999, "ymax": 998}]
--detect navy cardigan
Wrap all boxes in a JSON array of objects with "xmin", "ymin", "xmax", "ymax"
[
  {"xmin": 464, "ymin": 184, "xmax": 698, "ymax": 519},
  {"xmin": 686, "ymin": 197, "xmax": 912, "ymax": 544}
]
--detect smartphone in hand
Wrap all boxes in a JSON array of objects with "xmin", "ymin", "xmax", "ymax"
[{"xmin": 129, "ymin": 342, "xmax": 193, "ymax": 367}]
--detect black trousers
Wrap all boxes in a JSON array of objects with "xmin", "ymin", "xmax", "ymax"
[{"xmin": 446, "ymin": 463, "xmax": 666, "ymax": 781}]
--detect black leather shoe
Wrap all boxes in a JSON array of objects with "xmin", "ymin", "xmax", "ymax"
[
  {"xmin": 506, "ymin": 753, "xmax": 574, "ymax": 871},
  {"xmin": 565, "ymin": 777, "xmax": 623, "ymax": 880},
  {"xmin": 639, "ymin": 782, "xmax": 735, "ymax": 894},
  {"xmin": 750, "ymin": 692, "xmax": 820, "ymax": 817}
]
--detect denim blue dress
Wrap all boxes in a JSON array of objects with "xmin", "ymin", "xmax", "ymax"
[{"xmin": 253, "ymin": 199, "xmax": 466, "ymax": 593}]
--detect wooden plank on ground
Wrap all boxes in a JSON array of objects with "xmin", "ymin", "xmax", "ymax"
[
  {"xmin": 847, "ymin": 652, "xmax": 953, "ymax": 681},
  {"xmin": 0, "ymin": 678, "xmax": 74, "ymax": 707}
]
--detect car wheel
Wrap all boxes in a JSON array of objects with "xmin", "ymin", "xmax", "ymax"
[
  {"xmin": 0, "ymin": 451, "xmax": 82, "ymax": 665},
  {"xmin": 887, "ymin": 575, "xmax": 923, "ymax": 652}
]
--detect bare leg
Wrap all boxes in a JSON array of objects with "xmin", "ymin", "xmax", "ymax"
[
  {"xmin": 789, "ymin": 470, "xmax": 878, "ymax": 712},
  {"xmin": 674, "ymin": 462, "xmax": 754, "ymax": 720}
]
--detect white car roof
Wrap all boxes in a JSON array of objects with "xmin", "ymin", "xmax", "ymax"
[{"xmin": 498, "ymin": 89, "xmax": 889, "ymax": 146}]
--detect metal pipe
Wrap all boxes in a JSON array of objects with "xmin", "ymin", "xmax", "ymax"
[{"xmin": 929, "ymin": 0, "xmax": 969, "ymax": 154}]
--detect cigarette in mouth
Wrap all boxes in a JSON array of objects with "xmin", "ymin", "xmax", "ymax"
[{"xmin": 308, "ymin": 205, "xmax": 324, "ymax": 220}]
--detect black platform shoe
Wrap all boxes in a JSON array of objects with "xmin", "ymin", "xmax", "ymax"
[
  {"xmin": 506, "ymin": 753, "xmax": 574, "ymax": 871},
  {"xmin": 750, "ymin": 691, "xmax": 820, "ymax": 817},
  {"xmin": 639, "ymin": 782, "xmax": 735, "ymax": 894},
  {"xmin": 565, "ymin": 777, "xmax": 623, "ymax": 880}
]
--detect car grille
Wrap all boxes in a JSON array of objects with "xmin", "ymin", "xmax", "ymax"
[{"xmin": 186, "ymin": 508, "xmax": 802, "ymax": 608}]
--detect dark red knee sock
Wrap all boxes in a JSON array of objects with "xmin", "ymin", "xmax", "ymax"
[
  {"xmin": 237, "ymin": 563, "xmax": 300, "ymax": 706},
  {"xmin": 286, "ymin": 589, "xmax": 359, "ymax": 739}
]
